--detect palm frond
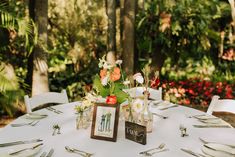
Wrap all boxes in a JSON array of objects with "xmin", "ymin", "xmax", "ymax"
[{"xmin": 0, "ymin": 64, "xmax": 18, "ymax": 93}]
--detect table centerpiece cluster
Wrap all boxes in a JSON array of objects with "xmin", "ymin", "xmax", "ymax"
[{"xmin": 75, "ymin": 55, "xmax": 161, "ymax": 144}]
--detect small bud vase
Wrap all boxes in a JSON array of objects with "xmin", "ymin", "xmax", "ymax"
[
  {"xmin": 76, "ymin": 108, "xmax": 92, "ymax": 129},
  {"xmin": 139, "ymin": 91, "xmax": 153, "ymax": 133}
]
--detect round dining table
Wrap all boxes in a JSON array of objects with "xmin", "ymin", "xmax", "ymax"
[{"xmin": 0, "ymin": 101, "xmax": 235, "ymax": 157}]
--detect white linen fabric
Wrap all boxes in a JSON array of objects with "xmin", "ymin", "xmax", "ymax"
[{"xmin": 0, "ymin": 101, "xmax": 235, "ymax": 157}]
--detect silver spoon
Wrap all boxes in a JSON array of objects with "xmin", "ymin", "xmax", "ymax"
[{"xmin": 65, "ymin": 146, "xmax": 93, "ymax": 157}]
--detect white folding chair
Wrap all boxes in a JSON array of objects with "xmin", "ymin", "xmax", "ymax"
[
  {"xmin": 124, "ymin": 87, "xmax": 162, "ymax": 100},
  {"xmin": 24, "ymin": 89, "xmax": 69, "ymax": 113},
  {"xmin": 207, "ymin": 95, "xmax": 235, "ymax": 115}
]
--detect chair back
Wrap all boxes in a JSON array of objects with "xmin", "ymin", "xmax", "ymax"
[
  {"xmin": 207, "ymin": 95, "xmax": 235, "ymax": 115},
  {"xmin": 24, "ymin": 89, "xmax": 69, "ymax": 113},
  {"xmin": 124, "ymin": 87, "xmax": 162, "ymax": 100}
]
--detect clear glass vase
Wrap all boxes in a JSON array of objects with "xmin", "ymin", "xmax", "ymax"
[
  {"xmin": 76, "ymin": 108, "xmax": 92, "ymax": 129},
  {"xmin": 138, "ymin": 92, "xmax": 153, "ymax": 133}
]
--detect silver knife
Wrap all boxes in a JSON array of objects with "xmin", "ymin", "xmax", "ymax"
[
  {"xmin": 9, "ymin": 143, "xmax": 43, "ymax": 155},
  {"xmin": 193, "ymin": 125, "xmax": 231, "ymax": 128},
  {"xmin": 181, "ymin": 148, "xmax": 207, "ymax": 157},
  {"xmin": 46, "ymin": 148, "xmax": 54, "ymax": 157},
  {"xmin": 0, "ymin": 139, "xmax": 43, "ymax": 147},
  {"xmin": 160, "ymin": 105, "xmax": 178, "ymax": 110}
]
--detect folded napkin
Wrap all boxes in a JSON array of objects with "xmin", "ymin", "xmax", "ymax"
[
  {"xmin": 193, "ymin": 114, "xmax": 219, "ymax": 120},
  {"xmin": 193, "ymin": 123, "xmax": 231, "ymax": 128},
  {"xmin": 24, "ymin": 113, "xmax": 48, "ymax": 119},
  {"xmin": 199, "ymin": 118, "xmax": 225, "ymax": 124},
  {"xmin": 152, "ymin": 101, "xmax": 178, "ymax": 110},
  {"xmin": 0, "ymin": 143, "xmax": 43, "ymax": 157},
  {"xmin": 202, "ymin": 143, "xmax": 235, "ymax": 157},
  {"xmin": 193, "ymin": 114, "xmax": 232, "ymax": 128}
]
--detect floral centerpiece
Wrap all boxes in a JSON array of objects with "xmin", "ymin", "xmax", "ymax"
[
  {"xmin": 93, "ymin": 55, "xmax": 129, "ymax": 104},
  {"xmin": 123, "ymin": 64, "xmax": 160, "ymax": 132}
]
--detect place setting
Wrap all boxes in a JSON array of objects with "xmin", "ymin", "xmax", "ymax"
[
  {"xmin": 190, "ymin": 114, "xmax": 232, "ymax": 128},
  {"xmin": 139, "ymin": 143, "xmax": 169, "ymax": 156},
  {"xmin": 0, "ymin": 139, "xmax": 44, "ymax": 157},
  {"xmin": 151, "ymin": 100, "xmax": 178, "ymax": 110},
  {"xmin": 65, "ymin": 146, "xmax": 94, "ymax": 157},
  {"xmin": 23, "ymin": 112, "xmax": 48, "ymax": 120},
  {"xmin": 181, "ymin": 137, "xmax": 235, "ymax": 157}
]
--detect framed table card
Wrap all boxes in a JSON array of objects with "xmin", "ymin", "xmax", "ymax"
[
  {"xmin": 125, "ymin": 121, "xmax": 147, "ymax": 145},
  {"xmin": 91, "ymin": 103, "xmax": 119, "ymax": 142}
]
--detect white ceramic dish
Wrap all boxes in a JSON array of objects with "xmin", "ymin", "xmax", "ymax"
[{"xmin": 202, "ymin": 143, "xmax": 235, "ymax": 157}]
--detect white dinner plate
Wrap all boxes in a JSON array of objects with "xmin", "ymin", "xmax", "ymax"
[{"xmin": 202, "ymin": 143, "xmax": 235, "ymax": 157}]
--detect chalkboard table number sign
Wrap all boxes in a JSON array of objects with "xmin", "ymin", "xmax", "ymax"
[{"xmin": 125, "ymin": 121, "xmax": 147, "ymax": 145}]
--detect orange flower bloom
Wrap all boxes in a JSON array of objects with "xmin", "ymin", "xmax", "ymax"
[
  {"xmin": 110, "ymin": 67, "xmax": 121, "ymax": 81},
  {"xmin": 100, "ymin": 69, "xmax": 107, "ymax": 80}
]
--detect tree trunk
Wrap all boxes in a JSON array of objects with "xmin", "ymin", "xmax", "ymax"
[
  {"xmin": 122, "ymin": 0, "xmax": 136, "ymax": 76},
  {"xmin": 150, "ymin": 49, "xmax": 166, "ymax": 78},
  {"xmin": 120, "ymin": 0, "xmax": 124, "ymax": 52},
  {"xmin": 106, "ymin": 0, "xmax": 116, "ymax": 64},
  {"xmin": 28, "ymin": 0, "xmax": 49, "ymax": 96}
]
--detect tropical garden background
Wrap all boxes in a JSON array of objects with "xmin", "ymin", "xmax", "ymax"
[{"xmin": 0, "ymin": 0, "xmax": 235, "ymax": 126}]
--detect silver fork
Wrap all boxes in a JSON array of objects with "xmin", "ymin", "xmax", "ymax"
[
  {"xmin": 144, "ymin": 148, "xmax": 169, "ymax": 156},
  {"xmin": 139, "ymin": 143, "xmax": 165, "ymax": 154},
  {"xmin": 65, "ymin": 146, "xmax": 93, "ymax": 157}
]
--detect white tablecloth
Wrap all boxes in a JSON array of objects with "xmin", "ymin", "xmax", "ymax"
[{"xmin": 0, "ymin": 102, "xmax": 235, "ymax": 157}]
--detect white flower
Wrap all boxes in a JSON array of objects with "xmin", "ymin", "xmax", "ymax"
[
  {"xmin": 85, "ymin": 93, "xmax": 97, "ymax": 102},
  {"xmin": 133, "ymin": 73, "xmax": 144, "ymax": 84},
  {"xmin": 103, "ymin": 62, "xmax": 113, "ymax": 69},
  {"xmin": 132, "ymin": 98, "xmax": 144, "ymax": 113},
  {"xmin": 98, "ymin": 55, "xmax": 106, "ymax": 68},
  {"xmin": 123, "ymin": 79, "xmax": 130, "ymax": 86},
  {"xmin": 115, "ymin": 60, "xmax": 123, "ymax": 65},
  {"xmin": 101, "ymin": 76, "xmax": 109, "ymax": 86}
]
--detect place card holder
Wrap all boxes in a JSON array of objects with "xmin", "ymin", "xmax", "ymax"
[{"xmin": 125, "ymin": 121, "xmax": 147, "ymax": 145}]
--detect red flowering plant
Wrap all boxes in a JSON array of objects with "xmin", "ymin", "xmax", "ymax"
[
  {"xmin": 162, "ymin": 78, "xmax": 235, "ymax": 110},
  {"xmin": 93, "ymin": 55, "xmax": 129, "ymax": 104}
]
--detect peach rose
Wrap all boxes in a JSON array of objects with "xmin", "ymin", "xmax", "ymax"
[
  {"xmin": 110, "ymin": 67, "xmax": 121, "ymax": 81},
  {"xmin": 100, "ymin": 69, "xmax": 107, "ymax": 80}
]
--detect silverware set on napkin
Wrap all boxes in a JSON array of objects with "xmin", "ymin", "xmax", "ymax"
[
  {"xmin": 9, "ymin": 143, "xmax": 43, "ymax": 155},
  {"xmin": 139, "ymin": 143, "xmax": 169, "ymax": 156},
  {"xmin": 40, "ymin": 148, "xmax": 54, "ymax": 157},
  {"xmin": 188, "ymin": 114, "xmax": 232, "ymax": 128},
  {"xmin": 10, "ymin": 120, "xmax": 39, "ymax": 127},
  {"xmin": 0, "ymin": 139, "xmax": 43, "ymax": 147},
  {"xmin": 46, "ymin": 106, "xmax": 63, "ymax": 114}
]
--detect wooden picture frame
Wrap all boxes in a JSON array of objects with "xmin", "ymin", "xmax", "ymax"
[{"xmin": 91, "ymin": 103, "xmax": 119, "ymax": 142}]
